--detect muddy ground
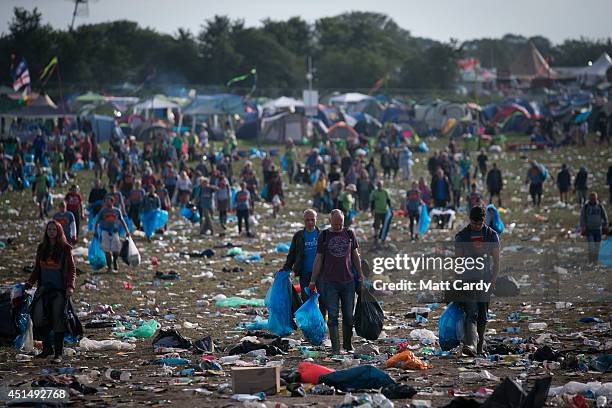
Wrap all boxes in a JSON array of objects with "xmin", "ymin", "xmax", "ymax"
[{"xmin": 0, "ymin": 137, "xmax": 610, "ymax": 407}]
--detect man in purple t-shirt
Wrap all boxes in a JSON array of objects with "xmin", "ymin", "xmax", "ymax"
[{"xmin": 309, "ymin": 209, "xmax": 364, "ymax": 354}]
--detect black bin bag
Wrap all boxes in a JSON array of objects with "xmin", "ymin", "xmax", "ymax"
[{"xmin": 354, "ymin": 289, "xmax": 384, "ymax": 340}]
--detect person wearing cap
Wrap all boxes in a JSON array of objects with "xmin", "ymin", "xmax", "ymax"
[
  {"xmin": 452, "ymin": 206, "xmax": 500, "ymax": 356},
  {"xmin": 337, "ymin": 184, "xmax": 356, "ymax": 227}
]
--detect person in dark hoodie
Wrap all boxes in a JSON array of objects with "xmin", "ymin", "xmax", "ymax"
[
  {"xmin": 452, "ymin": 206, "xmax": 500, "ymax": 356},
  {"xmin": 580, "ymin": 192, "xmax": 608, "ymax": 264},
  {"xmin": 431, "ymin": 167, "xmax": 451, "ymax": 208},
  {"xmin": 486, "ymin": 163, "xmax": 503, "ymax": 206},
  {"xmin": 574, "ymin": 166, "xmax": 588, "ymax": 206},
  {"xmin": 26, "ymin": 220, "xmax": 76, "ymax": 363},
  {"xmin": 556, "ymin": 164, "xmax": 571, "ymax": 205}
]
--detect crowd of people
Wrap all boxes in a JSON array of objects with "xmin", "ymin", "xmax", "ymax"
[{"xmin": 0, "ymin": 120, "xmax": 610, "ymax": 361}]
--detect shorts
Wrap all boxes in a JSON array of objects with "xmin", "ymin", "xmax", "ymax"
[
  {"xmin": 100, "ymin": 230, "xmax": 121, "ymax": 253},
  {"xmin": 373, "ymin": 213, "xmax": 386, "ymax": 230},
  {"xmin": 36, "ymin": 191, "xmax": 48, "ymax": 204}
]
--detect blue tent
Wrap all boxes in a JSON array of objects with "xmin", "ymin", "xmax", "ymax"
[
  {"xmin": 183, "ymin": 94, "xmax": 244, "ymax": 116},
  {"xmin": 236, "ymin": 111, "xmax": 259, "ymax": 140}
]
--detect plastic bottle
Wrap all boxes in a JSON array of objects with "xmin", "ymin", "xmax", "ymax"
[
  {"xmin": 219, "ymin": 355, "xmax": 241, "ymax": 364},
  {"xmin": 246, "ymin": 349, "xmax": 267, "ymax": 357},
  {"xmin": 542, "ymin": 361, "xmax": 561, "ymax": 370},
  {"xmin": 105, "ymin": 369, "xmax": 131, "ymax": 381},
  {"xmin": 583, "ymin": 339, "xmax": 601, "ymax": 347},
  {"xmin": 528, "ymin": 322, "xmax": 547, "ymax": 331}
]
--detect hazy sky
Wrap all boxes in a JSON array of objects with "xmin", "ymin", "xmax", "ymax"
[{"xmin": 1, "ymin": 0, "xmax": 611, "ymax": 44}]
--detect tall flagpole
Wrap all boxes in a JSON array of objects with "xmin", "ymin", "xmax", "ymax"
[{"xmin": 56, "ymin": 59, "xmax": 65, "ymax": 115}]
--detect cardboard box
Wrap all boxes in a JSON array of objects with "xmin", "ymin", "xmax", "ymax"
[{"xmin": 231, "ymin": 366, "xmax": 281, "ymax": 395}]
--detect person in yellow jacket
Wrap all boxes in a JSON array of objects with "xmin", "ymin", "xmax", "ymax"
[{"xmin": 312, "ymin": 173, "xmax": 328, "ymax": 212}]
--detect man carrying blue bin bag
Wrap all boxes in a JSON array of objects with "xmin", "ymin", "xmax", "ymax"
[
  {"xmin": 309, "ymin": 209, "xmax": 365, "ymax": 355},
  {"xmin": 284, "ymin": 209, "xmax": 322, "ymax": 305},
  {"xmin": 449, "ymin": 206, "xmax": 500, "ymax": 357}
]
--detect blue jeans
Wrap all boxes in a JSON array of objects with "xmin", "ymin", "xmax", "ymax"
[
  {"xmin": 586, "ymin": 229, "xmax": 602, "ymax": 262},
  {"xmin": 319, "ymin": 280, "xmax": 355, "ymax": 332}
]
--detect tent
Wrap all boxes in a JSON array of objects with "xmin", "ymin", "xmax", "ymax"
[
  {"xmin": 133, "ymin": 95, "xmax": 180, "ymax": 112},
  {"xmin": 380, "ymin": 103, "xmax": 412, "ymax": 124},
  {"xmin": 75, "ymin": 92, "xmax": 106, "ymax": 103},
  {"xmin": 508, "ymin": 42, "xmax": 557, "ymax": 80},
  {"xmin": 328, "ymin": 121, "xmax": 359, "ymax": 141},
  {"xmin": 346, "ymin": 97, "xmax": 384, "ymax": 118},
  {"xmin": 260, "ymin": 112, "xmax": 307, "ymax": 143},
  {"xmin": 413, "ymin": 101, "xmax": 472, "ymax": 132},
  {"xmin": 73, "ymin": 115, "xmax": 117, "ymax": 142},
  {"xmin": 262, "ymin": 96, "xmax": 304, "ymax": 112},
  {"xmin": 555, "ymin": 53, "xmax": 612, "ymax": 86},
  {"xmin": 182, "ymin": 94, "xmax": 244, "ymax": 116},
  {"xmin": 349, "ymin": 112, "xmax": 382, "ymax": 136},
  {"xmin": 236, "ymin": 111, "xmax": 259, "ymax": 140},
  {"xmin": 329, "ymin": 92, "xmax": 371, "ymax": 105},
  {"xmin": 0, "ymin": 94, "xmax": 75, "ymax": 119}
]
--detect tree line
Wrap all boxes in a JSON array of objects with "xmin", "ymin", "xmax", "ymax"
[{"xmin": 1, "ymin": 7, "xmax": 611, "ymax": 97}]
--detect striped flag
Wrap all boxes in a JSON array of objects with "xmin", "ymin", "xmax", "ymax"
[{"xmin": 12, "ymin": 57, "xmax": 31, "ymax": 91}]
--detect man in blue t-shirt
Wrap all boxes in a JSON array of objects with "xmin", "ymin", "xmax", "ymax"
[
  {"xmin": 53, "ymin": 201, "xmax": 77, "ymax": 244},
  {"xmin": 95, "ymin": 195, "xmax": 130, "ymax": 273},
  {"xmin": 284, "ymin": 209, "xmax": 321, "ymax": 302}
]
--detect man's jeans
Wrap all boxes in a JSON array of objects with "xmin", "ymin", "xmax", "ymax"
[
  {"xmin": 319, "ymin": 280, "xmax": 355, "ymax": 334},
  {"xmin": 586, "ymin": 229, "xmax": 602, "ymax": 262},
  {"xmin": 459, "ymin": 301, "xmax": 488, "ymax": 351}
]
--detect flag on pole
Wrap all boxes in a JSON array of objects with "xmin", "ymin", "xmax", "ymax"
[
  {"xmin": 39, "ymin": 56, "xmax": 58, "ymax": 83},
  {"xmin": 226, "ymin": 68, "xmax": 257, "ymax": 87},
  {"xmin": 12, "ymin": 57, "xmax": 31, "ymax": 92},
  {"xmin": 368, "ymin": 73, "xmax": 389, "ymax": 95}
]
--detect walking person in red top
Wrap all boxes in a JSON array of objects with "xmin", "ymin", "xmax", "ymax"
[
  {"xmin": 25, "ymin": 220, "xmax": 76, "ymax": 363},
  {"xmin": 65, "ymin": 184, "xmax": 84, "ymax": 240}
]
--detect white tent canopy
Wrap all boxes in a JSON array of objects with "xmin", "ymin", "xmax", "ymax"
[
  {"xmin": 263, "ymin": 96, "xmax": 304, "ymax": 111},
  {"xmin": 555, "ymin": 53, "xmax": 612, "ymax": 85},
  {"xmin": 329, "ymin": 92, "xmax": 371, "ymax": 104},
  {"xmin": 133, "ymin": 96, "xmax": 180, "ymax": 112}
]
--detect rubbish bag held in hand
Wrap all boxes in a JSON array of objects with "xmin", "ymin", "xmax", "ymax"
[
  {"xmin": 264, "ymin": 269, "xmax": 293, "ymax": 336},
  {"xmin": 179, "ymin": 207, "xmax": 199, "ymax": 224},
  {"xmin": 354, "ymin": 289, "xmax": 384, "ymax": 340},
  {"xmin": 126, "ymin": 237, "xmax": 140, "ymax": 266},
  {"xmin": 88, "ymin": 236, "xmax": 106, "ymax": 270},
  {"xmin": 438, "ymin": 302, "xmax": 465, "ymax": 351},
  {"xmin": 64, "ymin": 298, "xmax": 83, "ymax": 340},
  {"xmin": 418, "ymin": 204, "xmax": 431, "ymax": 235},
  {"xmin": 295, "ymin": 288, "xmax": 326, "ymax": 345},
  {"xmin": 141, "ymin": 209, "xmax": 168, "ymax": 238},
  {"xmin": 486, "ymin": 204, "xmax": 504, "ymax": 234},
  {"xmin": 599, "ymin": 238, "xmax": 612, "ymax": 267}
]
